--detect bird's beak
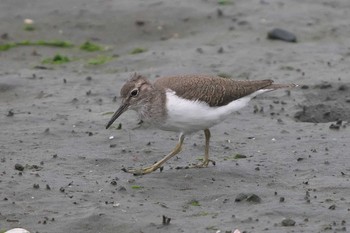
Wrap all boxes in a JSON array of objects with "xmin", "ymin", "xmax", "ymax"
[{"xmin": 105, "ymin": 103, "xmax": 129, "ymax": 129}]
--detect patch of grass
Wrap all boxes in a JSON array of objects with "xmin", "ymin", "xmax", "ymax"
[
  {"xmin": 189, "ymin": 200, "xmax": 201, "ymax": 206},
  {"xmin": 0, "ymin": 40, "xmax": 73, "ymax": 52},
  {"xmin": 130, "ymin": 47, "xmax": 147, "ymax": 54},
  {"xmin": 234, "ymin": 153, "xmax": 247, "ymax": 159},
  {"xmin": 217, "ymin": 72, "xmax": 232, "ymax": 79},
  {"xmin": 192, "ymin": 211, "xmax": 209, "ymax": 217},
  {"xmin": 24, "ymin": 24, "xmax": 35, "ymax": 31},
  {"xmin": 0, "ymin": 43, "xmax": 16, "ymax": 51},
  {"xmin": 101, "ymin": 111, "xmax": 114, "ymax": 116},
  {"xmin": 80, "ymin": 41, "xmax": 103, "ymax": 52},
  {"xmin": 223, "ymin": 153, "xmax": 247, "ymax": 160},
  {"xmin": 42, "ymin": 54, "xmax": 71, "ymax": 64},
  {"xmin": 35, "ymin": 40, "xmax": 74, "ymax": 48},
  {"xmin": 192, "ymin": 211, "xmax": 219, "ymax": 219},
  {"xmin": 87, "ymin": 55, "xmax": 114, "ymax": 65},
  {"xmin": 206, "ymin": 226, "xmax": 219, "ymax": 231},
  {"xmin": 131, "ymin": 185, "xmax": 143, "ymax": 189},
  {"xmin": 218, "ymin": 0, "xmax": 231, "ymax": 5}
]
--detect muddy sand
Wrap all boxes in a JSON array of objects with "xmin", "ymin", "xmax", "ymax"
[{"xmin": 1, "ymin": 0, "xmax": 350, "ymax": 232}]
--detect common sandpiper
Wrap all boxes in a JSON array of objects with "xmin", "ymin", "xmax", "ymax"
[{"xmin": 106, "ymin": 73, "xmax": 296, "ymax": 175}]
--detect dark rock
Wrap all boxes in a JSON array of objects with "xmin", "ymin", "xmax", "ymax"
[
  {"xmin": 14, "ymin": 163, "xmax": 24, "ymax": 171},
  {"xmin": 281, "ymin": 218, "xmax": 296, "ymax": 226},
  {"xmin": 217, "ymin": 8, "xmax": 223, "ymax": 17},
  {"xmin": 6, "ymin": 110, "xmax": 14, "ymax": 117},
  {"xmin": 246, "ymin": 194, "xmax": 261, "ymax": 203},
  {"xmin": 196, "ymin": 48, "xmax": 203, "ymax": 54},
  {"xmin": 338, "ymin": 84, "xmax": 348, "ymax": 91},
  {"xmin": 329, "ymin": 123, "xmax": 340, "ymax": 130},
  {"xmin": 110, "ymin": 180, "xmax": 117, "ymax": 186},
  {"xmin": 162, "ymin": 215, "xmax": 171, "ymax": 225},
  {"xmin": 135, "ymin": 20, "xmax": 145, "ymax": 26},
  {"xmin": 235, "ymin": 193, "xmax": 248, "ymax": 202},
  {"xmin": 267, "ymin": 28, "xmax": 297, "ymax": 43}
]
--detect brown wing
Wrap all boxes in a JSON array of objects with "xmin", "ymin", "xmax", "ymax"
[{"xmin": 154, "ymin": 74, "xmax": 274, "ymax": 107}]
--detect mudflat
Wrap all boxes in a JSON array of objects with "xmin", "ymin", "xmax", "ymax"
[{"xmin": 1, "ymin": 0, "xmax": 349, "ymax": 232}]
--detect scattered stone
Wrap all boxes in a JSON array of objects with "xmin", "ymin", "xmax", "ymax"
[
  {"xmin": 217, "ymin": 47, "xmax": 224, "ymax": 53},
  {"xmin": 301, "ymin": 85, "xmax": 309, "ymax": 89},
  {"xmin": 6, "ymin": 110, "xmax": 14, "ymax": 117},
  {"xmin": 14, "ymin": 163, "xmax": 24, "ymax": 171},
  {"xmin": 281, "ymin": 218, "xmax": 296, "ymax": 226},
  {"xmin": 329, "ymin": 120, "xmax": 342, "ymax": 130},
  {"xmin": 162, "ymin": 215, "xmax": 171, "ymax": 225},
  {"xmin": 46, "ymin": 184, "xmax": 51, "ymax": 190},
  {"xmin": 246, "ymin": 194, "xmax": 261, "ymax": 203},
  {"xmin": 110, "ymin": 180, "xmax": 117, "ymax": 186},
  {"xmin": 234, "ymin": 154, "xmax": 247, "ymax": 159},
  {"xmin": 235, "ymin": 193, "xmax": 248, "ymax": 202},
  {"xmin": 317, "ymin": 82, "xmax": 332, "ymax": 89},
  {"xmin": 1, "ymin": 33, "xmax": 9, "ymax": 39},
  {"xmin": 196, "ymin": 48, "xmax": 203, "ymax": 53},
  {"xmin": 86, "ymin": 76, "xmax": 92, "ymax": 81},
  {"xmin": 33, "ymin": 184, "xmax": 40, "ymax": 189},
  {"xmin": 280, "ymin": 197, "xmax": 285, "ymax": 202},
  {"xmin": 267, "ymin": 28, "xmax": 297, "ymax": 43},
  {"xmin": 338, "ymin": 84, "xmax": 348, "ymax": 91},
  {"xmin": 135, "ymin": 20, "xmax": 145, "ymax": 26},
  {"xmin": 217, "ymin": 8, "xmax": 223, "ymax": 17},
  {"xmin": 329, "ymin": 204, "xmax": 336, "ymax": 210}
]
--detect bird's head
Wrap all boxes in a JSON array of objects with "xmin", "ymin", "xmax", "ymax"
[{"xmin": 106, "ymin": 73, "xmax": 153, "ymax": 129}]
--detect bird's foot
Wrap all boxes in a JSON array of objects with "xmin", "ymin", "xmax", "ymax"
[
  {"xmin": 122, "ymin": 165, "xmax": 163, "ymax": 176},
  {"xmin": 190, "ymin": 159, "xmax": 216, "ymax": 168}
]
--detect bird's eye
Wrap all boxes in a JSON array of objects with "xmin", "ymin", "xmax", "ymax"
[{"xmin": 130, "ymin": 89, "xmax": 139, "ymax": 97}]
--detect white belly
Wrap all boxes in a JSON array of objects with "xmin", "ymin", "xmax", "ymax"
[{"xmin": 160, "ymin": 89, "xmax": 270, "ymax": 134}]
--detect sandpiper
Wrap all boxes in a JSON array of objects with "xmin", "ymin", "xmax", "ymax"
[{"xmin": 106, "ymin": 73, "xmax": 296, "ymax": 175}]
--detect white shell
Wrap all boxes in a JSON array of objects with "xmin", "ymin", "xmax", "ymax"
[{"xmin": 5, "ymin": 228, "xmax": 30, "ymax": 233}]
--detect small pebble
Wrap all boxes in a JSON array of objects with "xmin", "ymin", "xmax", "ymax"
[
  {"xmin": 14, "ymin": 163, "xmax": 24, "ymax": 171},
  {"xmin": 281, "ymin": 218, "xmax": 296, "ymax": 226},
  {"xmin": 267, "ymin": 28, "xmax": 297, "ymax": 43},
  {"xmin": 246, "ymin": 194, "xmax": 261, "ymax": 203}
]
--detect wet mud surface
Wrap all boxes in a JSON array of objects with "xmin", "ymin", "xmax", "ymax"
[{"xmin": 1, "ymin": 0, "xmax": 350, "ymax": 232}]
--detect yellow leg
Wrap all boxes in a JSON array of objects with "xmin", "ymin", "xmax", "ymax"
[
  {"xmin": 123, "ymin": 133, "xmax": 185, "ymax": 175},
  {"xmin": 191, "ymin": 129, "xmax": 216, "ymax": 168}
]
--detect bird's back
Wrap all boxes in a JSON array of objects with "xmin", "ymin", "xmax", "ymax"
[{"xmin": 154, "ymin": 74, "xmax": 274, "ymax": 107}]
